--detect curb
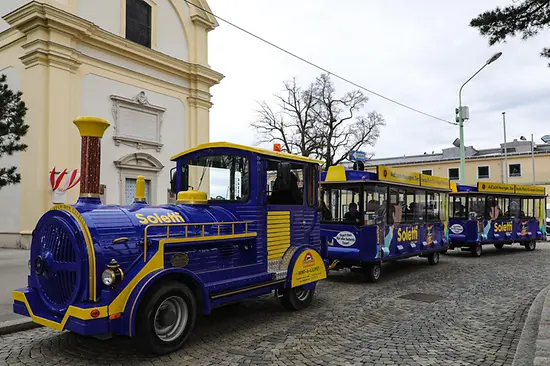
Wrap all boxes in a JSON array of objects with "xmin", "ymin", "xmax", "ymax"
[
  {"xmin": 0, "ymin": 318, "xmax": 41, "ymax": 336},
  {"xmin": 513, "ymin": 285, "xmax": 550, "ymax": 366}
]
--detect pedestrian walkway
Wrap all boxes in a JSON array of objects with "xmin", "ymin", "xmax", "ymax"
[{"xmin": 0, "ymin": 249, "xmax": 29, "ymax": 323}]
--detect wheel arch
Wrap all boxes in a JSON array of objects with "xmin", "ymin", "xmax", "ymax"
[
  {"xmin": 123, "ymin": 268, "xmax": 210, "ymax": 337},
  {"xmin": 284, "ymin": 245, "xmax": 327, "ymax": 289}
]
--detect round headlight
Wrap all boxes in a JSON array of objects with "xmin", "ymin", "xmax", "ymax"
[{"xmin": 102, "ymin": 269, "xmax": 115, "ymax": 286}]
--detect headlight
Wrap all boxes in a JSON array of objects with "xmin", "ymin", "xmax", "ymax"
[{"xmin": 102, "ymin": 269, "xmax": 115, "ymax": 286}]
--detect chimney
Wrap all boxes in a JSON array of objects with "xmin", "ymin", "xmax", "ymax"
[{"xmin": 73, "ymin": 116, "xmax": 110, "ymax": 203}]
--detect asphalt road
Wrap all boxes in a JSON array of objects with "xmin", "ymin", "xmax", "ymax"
[
  {"xmin": 0, "ymin": 249, "xmax": 29, "ymax": 323},
  {"xmin": 1, "ymin": 242, "xmax": 550, "ymax": 365}
]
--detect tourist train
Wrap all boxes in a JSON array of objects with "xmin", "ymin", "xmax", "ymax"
[{"xmin": 13, "ymin": 117, "xmax": 547, "ymax": 354}]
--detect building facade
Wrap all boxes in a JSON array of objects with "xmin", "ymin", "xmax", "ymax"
[
  {"xmin": 0, "ymin": 0, "xmax": 223, "ymax": 248},
  {"xmin": 363, "ymin": 139, "xmax": 550, "ymax": 191}
]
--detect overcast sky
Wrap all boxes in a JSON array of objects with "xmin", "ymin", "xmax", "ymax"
[{"xmin": 206, "ymin": 0, "xmax": 550, "ymax": 160}]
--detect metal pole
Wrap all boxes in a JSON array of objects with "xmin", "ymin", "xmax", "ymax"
[
  {"xmin": 502, "ymin": 112, "xmax": 508, "ymax": 183},
  {"xmin": 458, "ymin": 93, "xmax": 465, "ymax": 185},
  {"xmin": 532, "ymin": 133, "xmax": 536, "ymax": 184}
]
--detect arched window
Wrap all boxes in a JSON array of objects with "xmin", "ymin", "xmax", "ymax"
[
  {"xmin": 114, "ymin": 152, "xmax": 164, "ymax": 205},
  {"xmin": 126, "ymin": 0, "xmax": 152, "ymax": 48}
]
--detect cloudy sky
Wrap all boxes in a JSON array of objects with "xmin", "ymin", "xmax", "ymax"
[{"xmin": 206, "ymin": 0, "xmax": 550, "ymax": 160}]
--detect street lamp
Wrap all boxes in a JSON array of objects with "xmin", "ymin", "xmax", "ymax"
[{"xmin": 457, "ymin": 52, "xmax": 503, "ymax": 185}]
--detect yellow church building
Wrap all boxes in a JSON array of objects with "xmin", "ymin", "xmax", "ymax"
[{"xmin": 0, "ymin": 0, "xmax": 223, "ymax": 248}]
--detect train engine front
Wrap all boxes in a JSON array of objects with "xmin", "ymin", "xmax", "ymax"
[{"xmin": 12, "ymin": 117, "xmax": 242, "ymax": 345}]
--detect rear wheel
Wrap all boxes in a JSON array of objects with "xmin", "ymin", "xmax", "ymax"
[
  {"xmin": 472, "ymin": 244, "xmax": 483, "ymax": 257},
  {"xmin": 428, "ymin": 252, "xmax": 440, "ymax": 265},
  {"xmin": 525, "ymin": 241, "xmax": 536, "ymax": 251},
  {"xmin": 364, "ymin": 262, "xmax": 382, "ymax": 283},
  {"xmin": 135, "ymin": 281, "xmax": 197, "ymax": 355},
  {"xmin": 281, "ymin": 285, "xmax": 315, "ymax": 311},
  {"xmin": 494, "ymin": 243, "xmax": 504, "ymax": 250}
]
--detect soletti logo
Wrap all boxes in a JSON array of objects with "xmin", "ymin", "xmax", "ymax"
[
  {"xmin": 383, "ymin": 170, "xmax": 388, "ymax": 177},
  {"xmin": 135, "ymin": 212, "xmax": 185, "ymax": 225},
  {"xmin": 482, "ymin": 184, "xmax": 486, "ymax": 190}
]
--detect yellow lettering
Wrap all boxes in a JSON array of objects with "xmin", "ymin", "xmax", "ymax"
[
  {"xmin": 161, "ymin": 215, "xmax": 171, "ymax": 223},
  {"xmin": 173, "ymin": 212, "xmax": 184, "ymax": 223},
  {"xmin": 147, "ymin": 215, "xmax": 158, "ymax": 224},
  {"xmin": 136, "ymin": 213, "xmax": 148, "ymax": 225}
]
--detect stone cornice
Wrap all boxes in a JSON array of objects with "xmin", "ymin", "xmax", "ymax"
[
  {"xmin": 3, "ymin": 1, "xmax": 224, "ymax": 87},
  {"xmin": 189, "ymin": 0, "xmax": 218, "ymax": 30}
]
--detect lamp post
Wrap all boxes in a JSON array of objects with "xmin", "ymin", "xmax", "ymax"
[
  {"xmin": 503, "ymin": 112, "xmax": 508, "ymax": 183},
  {"xmin": 458, "ymin": 52, "xmax": 503, "ymax": 185}
]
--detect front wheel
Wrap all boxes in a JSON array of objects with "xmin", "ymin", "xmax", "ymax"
[
  {"xmin": 494, "ymin": 243, "xmax": 504, "ymax": 250},
  {"xmin": 525, "ymin": 241, "xmax": 536, "ymax": 251},
  {"xmin": 364, "ymin": 262, "xmax": 382, "ymax": 283},
  {"xmin": 472, "ymin": 244, "xmax": 483, "ymax": 257},
  {"xmin": 135, "ymin": 281, "xmax": 197, "ymax": 355},
  {"xmin": 428, "ymin": 252, "xmax": 440, "ymax": 265},
  {"xmin": 281, "ymin": 285, "xmax": 315, "ymax": 311}
]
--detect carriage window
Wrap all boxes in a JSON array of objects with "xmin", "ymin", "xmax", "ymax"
[
  {"xmin": 306, "ymin": 165, "xmax": 317, "ymax": 207},
  {"xmin": 414, "ymin": 190, "xmax": 426, "ymax": 223},
  {"xmin": 485, "ymin": 196, "xmax": 504, "ymax": 219},
  {"xmin": 186, "ymin": 155, "xmax": 249, "ymax": 202},
  {"xmin": 427, "ymin": 192, "xmax": 440, "ymax": 221},
  {"xmin": 507, "ymin": 197, "xmax": 521, "ymax": 218},
  {"xmin": 521, "ymin": 198, "xmax": 533, "ymax": 218},
  {"xmin": 266, "ymin": 161, "xmax": 304, "ymax": 205},
  {"xmin": 467, "ymin": 196, "xmax": 485, "ymax": 219},
  {"xmin": 450, "ymin": 196, "xmax": 467, "ymax": 219},
  {"xmin": 326, "ymin": 186, "xmax": 361, "ymax": 223}
]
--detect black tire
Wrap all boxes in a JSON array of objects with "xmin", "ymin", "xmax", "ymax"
[
  {"xmin": 440, "ymin": 249, "xmax": 448, "ymax": 255},
  {"xmin": 525, "ymin": 241, "xmax": 536, "ymax": 251},
  {"xmin": 428, "ymin": 252, "xmax": 440, "ymax": 265},
  {"xmin": 494, "ymin": 243, "xmax": 504, "ymax": 250},
  {"xmin": 135, "ymin": 281, "xmax": 197, "ymax": 355},
  {"xmin": 364, "ymin": 262, "xmax": 382, "ymax": 283},
  {"xmin": 281, "ymin": 285, "xmax": 315, "ymax": 311},
  {"xmin": 472, "ymin": 244, "xmax": 482, "ymax": 257}
]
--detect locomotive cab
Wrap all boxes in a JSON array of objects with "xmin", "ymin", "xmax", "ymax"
[{"xmin": 13, "ymin": 117, "xmax": 327, "ymax": 355}]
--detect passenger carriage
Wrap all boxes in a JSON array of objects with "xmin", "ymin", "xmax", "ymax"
[
  {"xmin": 320, "ymin": 165, "xmax": 450, "ymax": 282},
  {"xmin": 448, "ymin": 182, "xmax": 547, "ymax": 257},
  {"xmin": 12, "ymin": 117, "xmax": 327, "ymax": 355}
]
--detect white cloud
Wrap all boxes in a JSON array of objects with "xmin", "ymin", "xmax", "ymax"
[{"xmin": 207, "ymin": 0, "xmax": 550, "ymax": 159}]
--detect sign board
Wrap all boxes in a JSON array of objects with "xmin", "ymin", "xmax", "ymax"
[
  {"xmin": 377, "ymin": 165, "xmax": 420, "ymax": 186},
  {"xmin": 477, "ymin": 182, "xmax": 515, "ymax": 194},
  {"xmin": 349, "ymin": 150, "xmax": 366, "ymax": 162},
  {"xmin": 420, "ymin": 174, "xmax": 450, "ymax": 190},
  {"xmin": 515, "ymin": 184, "xmax": 546, "ymax": 195}
]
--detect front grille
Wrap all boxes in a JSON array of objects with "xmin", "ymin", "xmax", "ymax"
[{"xmin": 35, "ymin": 219, "xmax": 81, "ymax": 313}]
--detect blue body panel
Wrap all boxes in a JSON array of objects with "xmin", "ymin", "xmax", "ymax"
[{"xmin": 448, "ymin": 218, "xmax": 545, "ymax": 247}]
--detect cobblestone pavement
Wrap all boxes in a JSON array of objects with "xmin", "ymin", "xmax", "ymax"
[{"xmin": 2, "ymin": 243, "xmax": 550, "ymax": 366}]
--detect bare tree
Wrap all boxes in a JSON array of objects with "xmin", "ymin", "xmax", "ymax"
[
  {"xmin": 251, "ymin": 78, "xmax": 320, "ymax": 157},
  {"xmin": 252, "ymin": 73, "xmax": 385, "ymax": 169}
]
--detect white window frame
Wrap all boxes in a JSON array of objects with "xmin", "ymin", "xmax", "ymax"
[
  {"xmin": 508, "ymin": 163, "xmax": 522, "ymax": 178},
  {"xmin": 114, "ymin": 152, "xmax": 164, "ymax": 205},
  {"xmin": 477, "ymin": 165, "xmax": 490, "ymax": 179},
  {"xmin": 421, "ymin": 169, "xmax": 432, "ymax": 176},
  {"xmin": 448, "ymin": 167, "xmax": 460, "ymax": 181}
]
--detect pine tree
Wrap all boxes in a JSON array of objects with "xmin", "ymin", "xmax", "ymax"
[
  {"xmin": 470, "ymin": 0, "xmax": 550, "ymax": 66},
  {"xmin": 0, "ymin": 74, "xmax": 29, "ymax": 189}
]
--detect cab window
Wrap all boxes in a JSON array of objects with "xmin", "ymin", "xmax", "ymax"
[{"xmin": 266, "ymin": 160, "xmax": 304, "ymax": 205}]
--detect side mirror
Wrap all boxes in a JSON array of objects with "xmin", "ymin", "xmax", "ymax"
[
  {"xmin": 275, "ymin": 162, "xmax": 292, "ymax": 191},
  {"xmin": 169, "ymin": 167, "xmax": 176, "ymax": 194}
]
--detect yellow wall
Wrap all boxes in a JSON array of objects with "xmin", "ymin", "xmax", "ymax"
[{"xmin": 0, "ymin": 2, "xmax": 223, "ymax": 248}]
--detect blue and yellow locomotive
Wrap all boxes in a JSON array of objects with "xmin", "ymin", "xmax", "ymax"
[{"xmin": 13, "ymin": 117, "xmax": 327, "ymax": 354}]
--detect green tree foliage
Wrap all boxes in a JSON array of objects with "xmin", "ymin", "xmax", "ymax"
[
  {"xmin": 0, "ymin": 74, "xmax": 29, "ymax": 189},
  {"xmin": 470, "ymin": 0, "xmax": 550, "ymax": 66}
]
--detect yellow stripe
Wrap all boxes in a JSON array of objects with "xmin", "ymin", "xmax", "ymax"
[
  {"xmin": 267, "ymin": 243, "xmax": 290, "ymax": 253},
  {"xmin": 267, "ymin": 226, "xmax": 290, "ymax": 233},
  {"xmin": 268, "ymin": 253, "xmax": 285, "ymax": 260},
  {"xmin": 267, "ymin": 211, "xmax": 290, "ymax": 216},
  {"xmin": 210, "ymin": 280, "xmax": 286, "ymax": 300},
  {"xmin": 268, "ymin": 238, "xmax": 291, "ymax": 246},
  {"xmin": 268, "ymin": 247, "xmax": 289, "ymax": 256},
  {"xmin": 267, "ymin": 220, "xmax": 290, "ymax": 226},
  {"xmin": 50, "ymin": 204, "xmax": 97, "ymax": 301},
  {"xmin": 13, "ymin": 291, "xmax": 107, "ymax": 331},
  {"xmin": 109, "ymin": 232, "xmax": 258, "ymax": 315}
]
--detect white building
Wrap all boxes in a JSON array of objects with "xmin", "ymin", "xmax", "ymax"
[{"xmin": 0, "ymin": 0, "xmax": 223, "ymax": 248}]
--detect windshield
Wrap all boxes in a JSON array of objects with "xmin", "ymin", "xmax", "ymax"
[{"xmin": 185, "ymin": 155, "xmax": 250, "ymax": 201}]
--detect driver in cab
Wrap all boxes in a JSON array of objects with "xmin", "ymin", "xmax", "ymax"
[{"xmin": 344, "ymin": 202, "xmax": 361, "ymax": 223}]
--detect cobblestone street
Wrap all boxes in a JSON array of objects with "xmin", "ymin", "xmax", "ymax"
[{"xmin": 2, "ymin": 243, "xmax": 550, "ymax": 366}]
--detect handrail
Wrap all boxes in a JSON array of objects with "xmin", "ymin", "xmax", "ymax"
[{"xmin": 143, "ymin": 221, "xmax": 255, "ymax": 261}]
